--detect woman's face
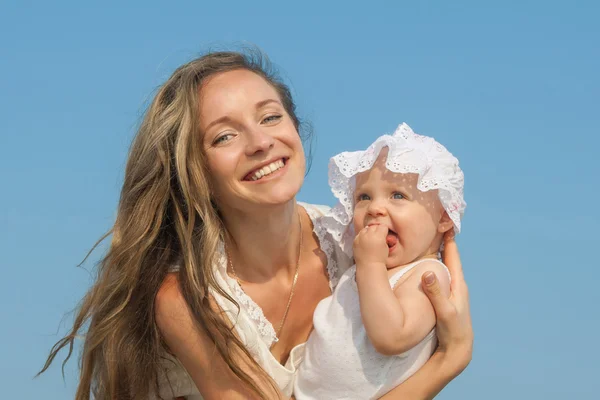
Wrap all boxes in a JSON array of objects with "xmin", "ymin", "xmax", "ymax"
[{"xmin": 199, "ymin": 69, "xmax": 305, "ymax": 213}]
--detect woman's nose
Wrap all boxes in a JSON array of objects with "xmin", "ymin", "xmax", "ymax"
[{"xmin": 245, "ymin": 127, "xmax": 275, "ymax": 156}]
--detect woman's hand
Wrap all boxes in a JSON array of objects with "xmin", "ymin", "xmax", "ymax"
[{"xmin": 422, "ymin": 230, "xmax": 473, "ymax": 374}]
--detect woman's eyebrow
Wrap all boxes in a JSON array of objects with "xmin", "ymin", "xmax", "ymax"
[
  {"xmin": 204, "ymin": 99, "xmax": 282, "ymax": 132},
  {"xmin": 205, "ymin": 116, "xmax": 233, "ymax": 132},
  {"xmin": 255, "ymin": 99, "xmax": 281, "ymax": 109}
]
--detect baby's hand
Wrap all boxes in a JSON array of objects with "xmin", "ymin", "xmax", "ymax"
[{"xmin": 353, "ymin": 224, "xmax": 389, "ymax": 269}]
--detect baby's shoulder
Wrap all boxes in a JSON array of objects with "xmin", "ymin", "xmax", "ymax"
[{"xmin": 394, "ymin": 259, "xmax": 450, "ymax": 292}]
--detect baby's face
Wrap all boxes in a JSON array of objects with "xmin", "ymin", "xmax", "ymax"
[{"xmin": 353, "ymin": 152, "xmax": 452, "ymax": 267}]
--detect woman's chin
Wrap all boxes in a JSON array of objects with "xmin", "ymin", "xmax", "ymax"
[
  {"xmin": 251, "ymin": 175, "xmax": 303, "ymax": 206},
  {"xmin": 263, "ymin": 187, "xmax": 301, "ymax": 206},
  {"xmin": 245, "ymin": 181, "xmax": 302, "ymax": 208},
  {"xmin": 217, "ymin": 166, "xmax": 304, "ymax": 211}
]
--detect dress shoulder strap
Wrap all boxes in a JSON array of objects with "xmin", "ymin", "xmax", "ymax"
[{"xmin": 389, "ymin": 258, "xmax": 446, "ymax": 289}]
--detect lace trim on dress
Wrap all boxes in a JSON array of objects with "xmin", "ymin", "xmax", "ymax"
[
  {"xmin": 215, "ymin": 242, "xmax": 279, "ymax": 348},
  {"xmin": 302, "ymin": 202, "xmax": 339, "ymax": 291}
]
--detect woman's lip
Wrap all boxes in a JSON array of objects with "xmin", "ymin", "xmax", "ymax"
[
  {"xmin": 244, "ymin": 157, "xmax": 288, "ymax": 180},
  {"xmin": 243, "ymin": 159, "xmax": 289, "ymax": 183},
  {"xmin": 243, "ymin": 157, "xmax": 287, "ymax": 181}
]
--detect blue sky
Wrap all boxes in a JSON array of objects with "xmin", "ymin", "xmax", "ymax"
[{"xmin": 1, "ymin": 1, "xmax": 598, "ymax": 398}]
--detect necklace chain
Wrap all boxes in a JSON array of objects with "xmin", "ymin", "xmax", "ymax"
[{"xmin": 227, "ymin": 210, "xmax": 303, "ymax": 344}]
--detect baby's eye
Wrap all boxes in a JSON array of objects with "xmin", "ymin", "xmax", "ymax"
[
  {"xmin": 356, "ymin": 193, "xmax": 370, "ymax": 202},
  {"xmin": 392, "ymin": 192, "xmax": 405, "ymax": 200}
]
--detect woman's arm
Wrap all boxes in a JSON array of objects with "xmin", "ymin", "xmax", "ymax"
[
  {"xmin": 155, "ymin": 274, "xmax": 287, "ymax": 400},
  {"xmin": 378, "ymin": 233, "xmax": 473, "ymax": 399},
  {"xmin": 378, "ymin": 346, "xmax": 468, "ymax": 400}
]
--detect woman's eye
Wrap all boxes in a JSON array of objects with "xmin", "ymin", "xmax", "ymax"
[
  {"xmin": 392, "ymin": 192, "xmax": 405, "ymax": 200},
  {"xmin": 356, "ymin": 193, "xmax": 370, "ymax": 202},
  {"xmin": 213, "ymin": 133, "xmax": 234, "ymax": 145},
  {"xmin": 262, "ymin": 114, "xmax": 282, "ymax": 124}
]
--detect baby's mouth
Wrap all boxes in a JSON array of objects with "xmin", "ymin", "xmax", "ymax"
[{"xmin": 386, "ymin": 229, "xmax": 399, "ymax": 248}]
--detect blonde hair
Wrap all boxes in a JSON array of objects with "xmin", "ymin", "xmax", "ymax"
[{"xmin": 39, "ymin": 50, "xmax": 306, "ymax": 399}]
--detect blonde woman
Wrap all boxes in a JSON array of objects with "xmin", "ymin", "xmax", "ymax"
[{"xmin": 40, "ymin": 50, "xmax": 472, "ymax": 399}]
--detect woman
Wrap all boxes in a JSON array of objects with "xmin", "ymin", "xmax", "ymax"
[{"xmin": 40, "ymin": 50, "xmax": 472, "ymax": 399}]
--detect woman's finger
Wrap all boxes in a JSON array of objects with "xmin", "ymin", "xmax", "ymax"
[
  {"xmin": 441, "ymin": 231, "xmax": 465, "ymax": 291},
  {"xmin": 421, "ymin": 272, "xmax": 453, "ymax": 317}
]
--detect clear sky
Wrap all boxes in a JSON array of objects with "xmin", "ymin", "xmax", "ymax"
[{"xmin": 1, "ymin": 1, "xmax": 599, "ymax": 399}]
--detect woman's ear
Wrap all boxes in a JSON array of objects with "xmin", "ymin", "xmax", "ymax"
[{"xmin": 438, "ymin": 211, "xmax": 454, "ymax": 233}]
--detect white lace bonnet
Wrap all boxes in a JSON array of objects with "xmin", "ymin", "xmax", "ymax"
[{"xmin": 324, "ymin": 123, "xmax": 466, "ymax": 256}]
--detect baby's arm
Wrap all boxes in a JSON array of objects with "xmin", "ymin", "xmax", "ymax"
[
  {"xmin": 354, "ymin": 225, "xmax": 450, "ymax": 356},
  {"xmin": 357, "ymin": 260, "xmax": 450, "ymax": 355}
]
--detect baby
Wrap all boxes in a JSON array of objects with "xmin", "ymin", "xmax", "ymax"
[{"xmin": 295, "ymin": 123, "xmax": 466, "ymax": 399}]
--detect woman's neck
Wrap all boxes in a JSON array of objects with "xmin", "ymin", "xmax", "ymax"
[{"xmin": 221, "ymin": 200, "xmax": 303, "ymax": 281}]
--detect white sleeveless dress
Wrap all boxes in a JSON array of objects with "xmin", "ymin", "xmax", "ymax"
[
  {"xmin": 294, "ymin": 259, "xmax": 449, "ymax": 400},
  {"xmin": 152, "ymin": 203, "xmax": 352, "ymax": 399}
]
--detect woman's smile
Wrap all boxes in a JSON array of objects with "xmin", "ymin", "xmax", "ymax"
[{"xmin": 243, "ymin": 157, "xmax": 289, "ymax": 181}]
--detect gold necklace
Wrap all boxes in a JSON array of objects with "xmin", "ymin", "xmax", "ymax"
[{"xmin": 227, "ymin": 210, "xmax": 303, "ymax": 344}]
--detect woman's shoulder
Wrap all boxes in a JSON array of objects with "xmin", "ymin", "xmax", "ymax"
[
  {"xmin": 155, "ymin": 273, "xmax": 183, "ymax": 313},
  {"xmin": 155, "ymin": 273, "xmax": 200, "ymax": 335},
  {"xmin": 299, "ymin": 201, "xmax": 353, "ymax": 287},
  {"xmin": 299, "ymin": 202, "xmax": 332, "ymax": 237},
  {"xmin": 299, "ymin": 202, "xmax": 331, "ymax": 217}
]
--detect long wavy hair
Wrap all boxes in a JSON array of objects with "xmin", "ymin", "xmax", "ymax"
[{"xmin": 39, "ymin": 49, "xmax": 307, "ymax": 399}]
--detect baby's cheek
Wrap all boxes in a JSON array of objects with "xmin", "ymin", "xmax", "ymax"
[
  {"xmin": 352, "ymin": 209, "xmax": 364, "ymax": 233},
  {"xmin": 400, "ymin": 215, "xmax": 429, "ymax": 240}
]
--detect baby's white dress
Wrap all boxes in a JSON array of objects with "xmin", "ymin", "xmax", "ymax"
[
  {"xmin": 294, "ymin": 258, "xmax": 448, "ymax": 400},
  {"xmin": 152, "ymin": 203, "xmax": 351, "ymax": 399}
]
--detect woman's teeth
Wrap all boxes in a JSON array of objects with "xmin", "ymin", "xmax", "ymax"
[{"xmin": 251, "ymin": 159, "xmax": 285, "ymax": 181}]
